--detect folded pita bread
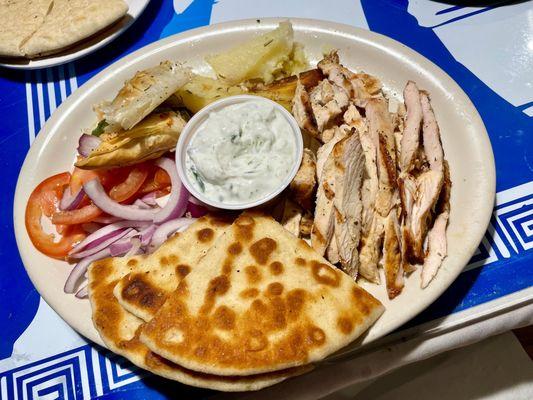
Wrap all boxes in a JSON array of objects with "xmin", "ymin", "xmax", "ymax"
[
  {"xmin": 140, "ymin": 212, "xmax": 384, "ymax": 376},
  {"xmin": 95, "ymin": 61, "xmax": 192, "ymax": 131},
  {"xmin": 0, "ymin": 0, "xmax": 128, "ymax": 58},
  {"xmin": 114, "ymin": 215, "xmax": 233, "ymax": 322},
  {"xmin": 88, "ymin": 243, "xmax": 309, "ymax": 391}
]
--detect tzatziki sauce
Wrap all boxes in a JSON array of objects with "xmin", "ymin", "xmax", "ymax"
[{"xmin": 185, "ymin": 100, "xmax": 297, "ymax": 205}]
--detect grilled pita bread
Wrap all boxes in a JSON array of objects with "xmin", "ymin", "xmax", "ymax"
[
  {"xmin": 95, "ymin": 61, "xmax": 192, "ymax": 130},
  {"xmin": 88, "ymin": 247, "xmax": 309, "ymax": 391},
  {"xmin": 114, "ymin": 215, "xmax": 233, "ymax": 322},
  {"xmin": 0, "ymin": 0, "xmax": 128, "ymax": 58},
  {"xmin": 140, "ymin": 212, "xmax": 384, "ymax": 376}
]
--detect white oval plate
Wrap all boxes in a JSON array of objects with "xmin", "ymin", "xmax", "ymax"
[
  {"xmin": 0, "ymin": 0, "xmax": 149, "ymax": 70},
  {"xmin": 14, "ymin": 18, "xmax": 495, "ymax": 356}
]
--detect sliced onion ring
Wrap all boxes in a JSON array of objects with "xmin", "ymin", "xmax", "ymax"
[
  {"xmin": 64, "ymin": 248, "xmax": 110, "ymax": 294},
  {"xmin": 70, "ymin": 228, "xmax": 134, "ymax": 259},
  {"xmin": 109, "ymin": 230, "xmax": 141, "ymax": 256},
  {"xmin": 141, "ymin": 192, "xmax": 158, "ymax": 206},
  {"xmin": 153, "ymin": 158, "xmax": 189, "ymax": 224},
  {"xmin": 60, "ymin": 187, "xmax": 85, "ymax": 211},
  {"xmin": 75, "ymin": 285, "xmax": 88, "ymax": 299},
  {"xmin": 84, "ymin": 179, "xmax": 156, "ymax": 221},
  {"xmin": 149, "ymin": 218, "xmax": 195, "ymax": 251},
  {"xmin": 69, "ymin": 220, "xmax": 150, "ymax": 255},
  {"xmin": 77, "ymin": 134, "xmax": 101, "ymax": 157}
]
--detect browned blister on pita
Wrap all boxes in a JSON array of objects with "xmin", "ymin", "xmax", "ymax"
[
  {"xmin": 140, "ymin": 212, "xmax": 384, "ymax": 376},
  {"xmin": 113, "ymin": 215, "xmax": 233, "ymax": 322}
]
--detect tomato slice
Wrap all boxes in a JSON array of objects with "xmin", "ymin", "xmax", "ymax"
[
  {"xmin": 51, "ymin": 204, "xmax": 102, "ymax": 225},
  {"xmin": 109, "ymin": 166, "xmax": 149, "ymax": 202},
  {"xmin": 154, "ymin": 168, "xmax": 171, "ymax": 186},
  {"xmin": 139, "ymin": 167, "xmax": 171, "ymax": 195},
  {"xmin": 25, "ymin": 172, "xmax": 86, "ymax": 259}
]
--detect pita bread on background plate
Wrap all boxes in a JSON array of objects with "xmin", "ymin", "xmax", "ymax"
[
  {"xmin": 0, "ymin": 0, "xmax": 128, "ymax": 58},
  {"xmin": 140, "ymin": 212, "xmax": 384, "ymax": 376}
]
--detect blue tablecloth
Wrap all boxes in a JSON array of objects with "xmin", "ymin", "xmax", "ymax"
[{"xmin": 1, "ymin": 1, "xmax": 532, "ymax": 399}]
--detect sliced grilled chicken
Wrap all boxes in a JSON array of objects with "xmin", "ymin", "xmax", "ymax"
[
  {"xmin": 420, "ymin": 91, "xmax": 444, "ymax": 174},
  {"xmin": 293, "ymin": 81, "xmax": 319, "ymax": 138},
  {"xmin": 281, "ymin": 199, "xmax": 303, "ymax": 237},
  {"xmin": 408, "ymin": 169, "xmax": 443, "ymax": 263},
  {"xmin": 408, "ymin": 91, "xmax": 445, "ymax": 263},
  {"xmin": 367, "ymin": 98, "xmax": 397, "ymax": 218},
  {"xmin": 421, "ymin": 160, "xmax": 451, "ymax": 287},
  {"xmin": 359, "ymin": 216, "xmax": 384, "ymax": 283},
  {"xmin": 332, "ymin": 132, "xmax": 365, "ymax": 278},
  {"xmin": 299, "ymin": 210, "xmax": 313, "ymax": 237},
  {"xmin": 383, "ymin": 210, "xmax": 404, "ymax": 298},
  {"xmin": 309, "ymin": 79, "xmax": 349, "ymax": 133},
  {"xmin": 326, "ymin": 233, "xmax": 340, "ymax": 264},
  {"xmin": 318, "ymin": 51, "xmax": 382, "ymax": 100},
  {"xmin": 290, "ymin": 148, "xmax": 317, "ymax": 211},
  {"xmin": 421, "ymin": 210, "xmax": 448, "ymax": 288},
  {"xmin": 399, "ymin": 81, "xmax": 422, "ymax": 172},
  {"xmin": 398, "ymin": 174, "xmax": 417, "ymax": 273},
  {"xmin": 357, "ymin": 102, "xmax": 380, "ymax": 282},
  {"xmin": 311, "ymin": 128, "xmax": 347, "ymax": 255}
]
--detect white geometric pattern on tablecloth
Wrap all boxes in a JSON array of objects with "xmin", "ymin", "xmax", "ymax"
[
  {"xmin": 0, "ymin": 346, "xmax": 149, "ymax": 400},
  {"xmin": 0, "ymin": 349, "xmax": 91, "ymax": 400},
  {"xmin": 465, "ymin": 181, "xmax": 533, "ymax": 271}
]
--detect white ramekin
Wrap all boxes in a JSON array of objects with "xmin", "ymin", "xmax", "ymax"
[{"xmin": 175, "ymin": 95, "xmax": 303, "ymax": 210}]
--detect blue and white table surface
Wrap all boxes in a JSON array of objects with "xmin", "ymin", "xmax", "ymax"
[{"xmin": 1, "ymin": 1, "xmax": 532, "ymax": 399}]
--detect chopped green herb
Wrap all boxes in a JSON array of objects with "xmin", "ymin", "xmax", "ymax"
[
  {"xmin": 91, "ymin": 120, "xmax": 108, "ymax": 136},
  {"xmin": 191, "ymin": 168, "xmax": 205, "ymax": 192},
  {"xmin": 264, "ymin": 39, "xmax": 273, "ymax": 47}
]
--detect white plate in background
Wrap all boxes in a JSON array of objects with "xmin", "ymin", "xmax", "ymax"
[{"xmin": 0, "ymin": 0, "xmax": 150, "ymax": 70}]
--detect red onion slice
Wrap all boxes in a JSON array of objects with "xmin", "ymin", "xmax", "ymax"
[
  {"xmin": 133, "ymin": 199, "xmax": 153, "ymax": 209},
  {"xmin": 141, "ymin": 192, "xmax": 158, "ymax": 206},
  {"xmin": 153, "ymin": 158, "xmax": 189, "ymax": 224},
  {"xmin": 84, "ymin": 179, "xmax": 156, "ymax": 221},
  {"xmin": 186, "ymin": 201, "xmax": 209, "ymax": 218},
  {"xmin": 126, "ymin": 238, "xmax": 142, "ymax": 257},
  {"xmin": 149, "ymin": 218, "xmax": 195, "ymax": 251},
  {"xmin": 75, "ymin": 285, "xmax": 88, "ymax": 299},
  {"xmin": 64, "ymin": 248, "xmax": 110, "ymax": 293},
  {"xmin": 59, "ymin": 187, "xmax": 85, "ymax": 211},
  {"xmin": 138, "ymin": 224, "xmax": 157, "ymax": 246},
  {"xmin": 70, "ymin": 228, "xmax": 134, "ymax": 259},
  {"xmin": 109, "ymin": 230, "xmax": 141, "ymax": 256},
  {"xmin": 69, "ymin": 220, "xmax": 150, "ymax": 255},
  {"xmin": 77, "ymin": 134, "xmax": 101, "ymax": 157}
]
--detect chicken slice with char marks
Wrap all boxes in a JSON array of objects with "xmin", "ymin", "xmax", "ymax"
[
  {"xmin": 281, "ymin": 198, "xmax": 303, "ymax": 237},
  {"xmin": 292, "ymin": 81, "xmax": 319, "ymax": 138},
  {"xmin": 309, "ymin": 79, "xmax": 349, "ymax": 134},
  {"xmin": 311, "ymin": 127, "xmax": 347, "ymax": 255},
  {"xmin": 383, "ymin": 210, "xmax": 404, "ymax": 298},
  {"xmin": 421, "ymin": 160, "xmax": 451, "ymax": 287},
  {"xmin": 318, "ymin": 51, "xmax": 382, "ymax": 100},
  {"xmin": 289, "ymin": 148, "xmax": 317, "ymax": 211},
  {"xmin": 332, "ymin": 131, "xmax": 365, "ymax": 278},
  {"xmin": 399, "ymin": 81, "xmax": 422, "ymax": 173}
]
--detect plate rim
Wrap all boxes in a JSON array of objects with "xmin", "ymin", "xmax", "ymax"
[
  {"xmin": 13, "ymin": 17, "xmax": 496, "ymax": 356},
  {"xmin": 0, "ymin": 0, "xmax": 150, "ymax": 70}
]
